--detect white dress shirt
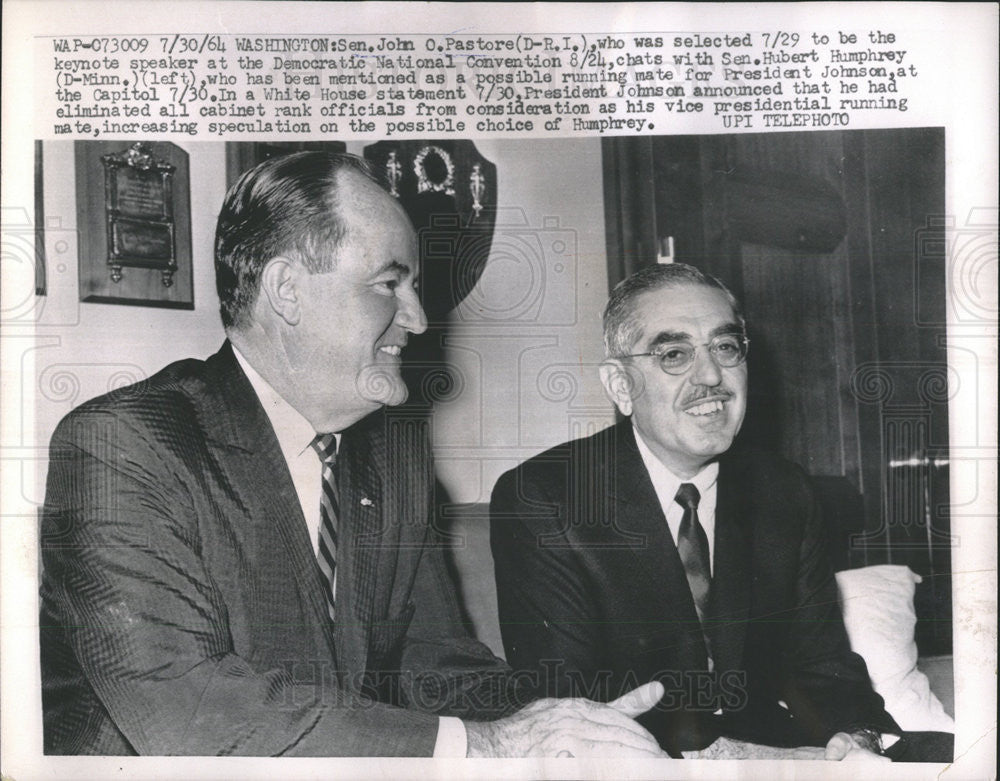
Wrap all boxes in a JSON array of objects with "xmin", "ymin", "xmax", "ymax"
[
  {"xmin": 232, "ymin": 347, "xmax": 466, "ymax": 757},
  {"xmin": 634, "ymin": 424, "xmax": 722, "ymax": 687},
  {"xmin": 632, "ymin": 424, "xmax": 719, "ymax": 575}
]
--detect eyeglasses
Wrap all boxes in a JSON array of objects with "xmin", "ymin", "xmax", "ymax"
[{"xmin": 620, "ymin": 334, "xmax": 750, "ymax": 375}]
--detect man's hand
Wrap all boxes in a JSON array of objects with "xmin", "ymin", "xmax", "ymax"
[
  {"xmin": 824, "ymin": 731, "xmax": 891, "ymax": 762},
  {"xmin": 465, "ymin": 681, "xmax": 667, "ymax": 758},
  {"xmin": 682, "ymin": 733, "xmax": 894, "ymax": 761}
]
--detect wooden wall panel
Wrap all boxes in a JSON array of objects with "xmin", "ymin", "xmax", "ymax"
[{"xmin": 739, "ymin": 244, "xmax": 858, "ymax": 479}]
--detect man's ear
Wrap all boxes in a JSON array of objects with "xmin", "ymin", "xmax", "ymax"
[
  {"xmin": 599, "ymin": 359, "xmax": 635, "ymax": 417},
  {"xmin": 260, "ymin": 256, "xmax": 301, "ymax": 326}
]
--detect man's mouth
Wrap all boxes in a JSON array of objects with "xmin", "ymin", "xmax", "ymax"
[
  {"xmin": 378, "ymin": 345, "xmax": 402, "ymax": 357},
  {"xmin": 687, "ymin": 400, "xmax": 723, "ymax": 416},
  {"xmin": 683, "ymin": 394, "xmax": 731, "ymax": 416}
]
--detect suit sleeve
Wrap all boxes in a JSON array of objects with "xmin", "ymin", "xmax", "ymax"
[
  {"xmin": 489, "ymin": 467, "xmax": 607, "ymax": 700},
  {"xmin": 384, "ymin": 433, "xmax": 527, "ymax": 721},
  {"xmin": 777, "ymin": 472, "xmax": 900, "ymax": 742},
  {"xmin": 394, "ymin": 531, "xmax": 528, "ymax": 720},
  {"xmin": 40, "ymin": 408, "xmax": 440, "ymax": 756}
]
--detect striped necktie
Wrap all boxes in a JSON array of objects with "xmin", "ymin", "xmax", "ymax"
[
  {"xmin": 310, "ymin": 433, "xmax": 339, "ymax": 621},
  {"xmin": 675, "ymin": 482, "xmax": 712, "ymax": 663}
]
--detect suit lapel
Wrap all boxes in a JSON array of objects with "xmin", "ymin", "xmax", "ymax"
[
  {"xmin": 608, "ymin": 423, "xmax": 708, "ymax": 669},
  {"xmin": 199, "ymin": 343, "xmax": 338, "ymax": 662},
  {"xmin": 332, "ymin": 415, "xmax": 385, "ymax": 691},
  {"xmin": 607, "ymin": 424, "xmax": 672, "ymax": 554},
  {"xmin": 706, "ymin": 454, "xmax": 753, "ymax": 675}
]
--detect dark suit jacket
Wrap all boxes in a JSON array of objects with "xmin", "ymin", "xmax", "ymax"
[
  {"xmin": 40, "ymin": 341, "xmax": 518, "ymax": 756},
  {"xmin": 490, "ymin": 420, "xmax": 898, "ymax": 757}
]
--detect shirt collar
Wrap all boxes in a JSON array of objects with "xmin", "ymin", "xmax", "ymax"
[
  {"xmin": 632, "ymin": 421, "xmax": 720, "ymax": 500},
  {"xmin": 232, "ymin": 345, "xmax": 321, "ymax": 462}
]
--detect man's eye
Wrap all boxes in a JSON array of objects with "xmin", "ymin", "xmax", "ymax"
[
  {"xmin": 376, "ymin": 279, "xmax": 400, "ymax": 293},
  {"xmin": 715, "ymin": 340, "xmax": 740, "ymax": 355},
  {"xmin": 660, "ymin": 346, "xmax": 691, "ymax": 363}
]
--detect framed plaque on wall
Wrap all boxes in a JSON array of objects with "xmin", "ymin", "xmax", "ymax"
[{"xmin": 75, "ymin": 140, "xmax": 193, "ymax": 308}]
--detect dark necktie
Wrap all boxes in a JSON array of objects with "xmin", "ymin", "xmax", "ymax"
[
  {"xmin": 675, "ymin": 483, "xmax": 711, "ymax": 630},
  {"xmin": 310, "ymin": 433, "xmax": 339, "ymax": 621}
]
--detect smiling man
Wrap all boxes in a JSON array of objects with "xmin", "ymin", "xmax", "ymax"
[
  {"xmin": 39, "ymin": 152, "xmax": 667, "ymax": 758},
  {"xmin": 491, "ymin": 263, "xmax": 901, "ymax": 760}
]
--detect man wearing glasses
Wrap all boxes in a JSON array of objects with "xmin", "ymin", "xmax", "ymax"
[{"xmin": 491, "ymin": 263, "xmax": 899, "ymax": 760}]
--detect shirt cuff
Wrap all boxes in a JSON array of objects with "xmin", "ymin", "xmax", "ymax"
[{"xmin": 432, "ymin": 716, "xmax": 468, "ymax": 757}]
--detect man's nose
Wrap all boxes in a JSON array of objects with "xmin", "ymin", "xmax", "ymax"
[
  {"xmin": 689, "ymin": 346, "xmax": 723, "ymax": 386},
  {"xmin": 396, "ymin": 288, "xmax": 428, "ymax": 335}
]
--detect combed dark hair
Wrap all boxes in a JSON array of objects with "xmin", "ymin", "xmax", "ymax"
[
  {"xmin": 214, "ymin": 151, "xmax": 385, "ymax": 330},
  {"xmin": 602, "ymin": 263, "xmax": 745, "ymax": 357}
]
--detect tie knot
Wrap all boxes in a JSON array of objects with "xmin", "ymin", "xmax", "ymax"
[
  {"xmin": 675, "ymin": 482, "xmax": 700, "ymax": 511},
  {"xmin": 310, "ymin": 433, "xmax": 338, "ymax": 464}
]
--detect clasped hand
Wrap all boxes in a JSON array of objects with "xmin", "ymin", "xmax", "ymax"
[{"xmin": 465, "ymin": 681, "xmax": 667, "ymax": 758}]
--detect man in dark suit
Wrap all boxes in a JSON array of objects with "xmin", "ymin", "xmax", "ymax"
[
  {"xmin": 491, "ymin": 263, "xmax": 902, "ymax": 760},
  {"xmin": 39, "ymin": 152, "xmax": 666, "ymax": 758}
]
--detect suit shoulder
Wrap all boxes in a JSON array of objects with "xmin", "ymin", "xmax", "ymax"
[
  {"xmin": 492, "ymin": 424, "xmax": 617, "ymax": 498},
  {"xmin": 51, "ymin": 356, "xmax": 213, "ymax": 444}
]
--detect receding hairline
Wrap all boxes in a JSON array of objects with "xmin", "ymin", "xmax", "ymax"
[
  {"xmin": 635, "ymin": 279, "xmax": 738, "ymax": 310},
  {"xmin": 630, "ymin": 282, "xmax": 741, "ymax": 342},
  {"xmin": 604, "ymin": 275, "xmax": 744, "ymax": 357},
  {"xmin": 329, "ymin": 166, "xmax": 415, "ymax": 250}
]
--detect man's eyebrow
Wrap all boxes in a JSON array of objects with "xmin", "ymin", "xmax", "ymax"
[
  {"xmin": 644, "ymin": 324, "xmax": 743, "ymax": 349},
  {"xmin": 374, "ymin": 260, "xmax": 412, "ymax": 278},
  {"xmin": 647, "ymin": 330, "xmax": 692, "ymax": 348},
  {"xmin": 709, "ymin": 323, "xmax": 745, "ymax": 338}
]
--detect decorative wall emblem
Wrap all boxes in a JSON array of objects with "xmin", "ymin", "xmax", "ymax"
[
  {"xmin": 413, "ymin": 145, "xmax": 456, "ymax": 196},
  {"xmin": 363, "ymin": 140, "xmax": 497, "ymax": 322},
  {"xmin": 470, "ymin": 163, "xmax": 486, "ymax": 220},
  {"xmin": 386, "ymin": 150, "xmax": 402, "ymax": 197}
]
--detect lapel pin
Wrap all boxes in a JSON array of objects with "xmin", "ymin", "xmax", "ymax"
[{"xmin": 360, "ymin": 497, "xmax": 374, "ymax": 507}]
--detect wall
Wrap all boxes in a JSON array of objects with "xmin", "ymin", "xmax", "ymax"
[
  {"xmin": 32, "ymin": 139, "xmax": 613, "ymax": 506},
  {"xmin": 421, "ymin": 139, "xmax": 614, "ymax": 504},
  {"xmin": 31, "ymin": 141, "xmax": 228, "ymax": 502}
]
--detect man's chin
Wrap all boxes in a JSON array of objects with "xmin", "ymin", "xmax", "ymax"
[
  {"xmin": 681, "ymin": 427, "xmax": 738, "ymax": 459},
  {"xmin": 357, "ymin": 365, "xmax": 409, "ymax": 408},
  {"xmin": 373, "ymin": 385, "xmax": 409, "ymax": 407}
]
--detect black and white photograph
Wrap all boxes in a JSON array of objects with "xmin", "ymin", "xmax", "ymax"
[{"xmin": 1, "ymin": 3, "xmax": 995, "ymax": 779}]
